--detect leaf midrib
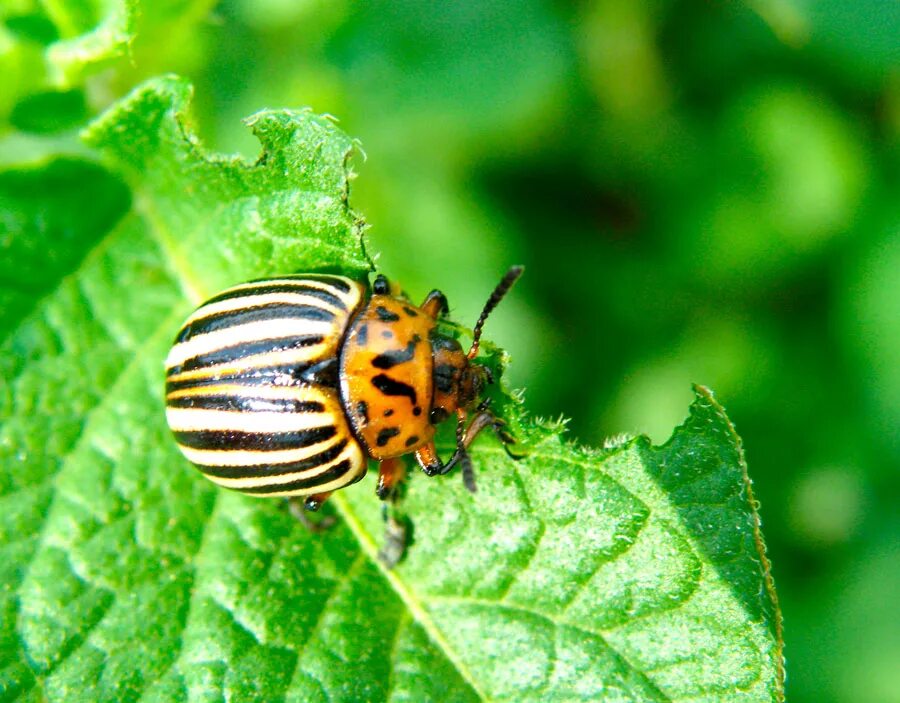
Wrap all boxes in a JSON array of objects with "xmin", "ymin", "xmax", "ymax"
[
  {"xmin": 332, "ymin": 451, "xmax": 686, "ymax": 703},
  {"xmin": 368, "ymin": 441, "xmax": 777, "ymax": 698},
  {"xmin": 330, "ymin": 492, "xmax": 489, "ymax": 701}
]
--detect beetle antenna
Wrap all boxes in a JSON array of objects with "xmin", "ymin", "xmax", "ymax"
[
  {"xmin": 467, "ymin": 265, "xmax": 524, "ymax": 360},
  {"xmin": 460, "ymin": 449, "xmax": 477, "ymax": 493}
]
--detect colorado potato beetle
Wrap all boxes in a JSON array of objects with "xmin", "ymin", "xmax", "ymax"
[{"xmin": 164, "ymin": 267, "xmax": 523, "ymax": 564}]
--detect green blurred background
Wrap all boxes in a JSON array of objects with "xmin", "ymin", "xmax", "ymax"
[{"xmin": 2, "ymin": 1, "xmax": 898, "ymax": 700}]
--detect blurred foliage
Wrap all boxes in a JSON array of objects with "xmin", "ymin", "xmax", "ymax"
[{"xmin": 0, "ymin": 0, "xmax": 897, "ymax": 701}]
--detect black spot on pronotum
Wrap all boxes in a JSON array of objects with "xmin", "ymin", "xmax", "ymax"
[
  {"xmin": 376, "ymin": 305, "xmax": 401, "ymax": 322},
  {"xmin": 405, "ymin": 435, "xmax": 420, "ymax": 447},
  {"xmin": 413, "ymin": 406, "xmax": 422, "ymax": 416},
  {"xmin": 371, "ymin": 340, "xmax": 417, "ymax": 369},
  {"xmin": 371, "ymin": 374, "xmax": 417, "ymax": 404},
  {"xmin": 382, "ymin": 330, "xmax": 393, "ymax": 339},
  {"xmin": 376, "ymin": 427, "xmax": 401, "ymax": 447},
  {"xmin": 384, "ymin": 409, "xmax": 394, "ymax": 417},
  {"xmin": 403, "ymin": 306, "xmax": 419, "ymax": 317},
  {"xmin": 356, "ymin": 400, "xmax": 369, "ymax": 423}
]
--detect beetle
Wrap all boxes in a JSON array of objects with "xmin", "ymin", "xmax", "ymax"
[{"xmin": 164, "ymin": 266, "xmax": 523, "ymax": 564}]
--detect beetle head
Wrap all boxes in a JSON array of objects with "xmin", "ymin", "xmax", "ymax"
[{"xmin": 428, "ymin": 266, "xmax": 523, "ymax": 426}]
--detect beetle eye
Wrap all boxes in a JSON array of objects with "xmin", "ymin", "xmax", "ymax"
[{"xmin": 373, "ymin": 274, "xmax": 390, "ymax": 295}]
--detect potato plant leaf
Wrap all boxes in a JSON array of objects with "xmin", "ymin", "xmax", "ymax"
[
  {"xmin": 0, "ymin": 0, "xmax": 215, "ymax": 136},
  {"xmin": 0, "ymin": 0, "xmax": 134, "ymax": 132},
  {"xmin": 0, "ymin": 76, "xmax": 783, "ymax": 702}
]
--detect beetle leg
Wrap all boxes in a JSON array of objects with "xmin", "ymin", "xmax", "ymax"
[
  {"xmin": 286, "ymin": 492, "xmax": 335, "ymax": 533},
  {"xmin": 374, "ymin": 458, "xmax": 410, "ymax": 567},
  {"xmin": 414, "ymin": 408, "xmax": 522, "ymax": 492},
  {"xmin": 415, "ymin": 441, "xmax": 466, "ymax": 478},
  {"xmin": 465, "ymin": 407, "xmax": 525, "ymax": 459},
  {"xmin": 453, "ymin": 410, "xmax": 526, "ymax": 490},
  {"xmin": 415, "ymin": 410, "xmax": 510, "ymax": 476},
  {"xmin": 378, "ymin": 511, "xmax": 408, "ymax": 568},
  {"xmin": 459, "ymin": 410, "xmax": 498, "ymax": 447},
  {"xmin": 414, "ymin": 442, "xmax": 443, "ymax": 476},
  {"xmin": 376, "ymin": 457, "xmax": 406, "ymax": 501},
  {"xmin": 303, "ymin": 491, "xmax": 333, "ymax": 512},
  {"xmin": 420, "ymin": 289, "xmax": 449, "ymax": 318},
  {"xmin": 412, "ymin": 416, "xmax": 476, "ymax": 490}
]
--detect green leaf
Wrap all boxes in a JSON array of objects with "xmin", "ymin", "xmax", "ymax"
[
  {"xmin": 9, "ymin": 90, "xmax": 88, "ymax": 134},
  {"xmin": 0, "ymin": 1, "xmax": 133, "ymax": 134},
  {"xmin": 0, "ymin": 76, "xmax": 783, "ymax": 702},
  {"xmin": 42, "ymin": 0, "xmax": 135, "ymax": 87},
  {"xmin": 0, "ymin": 157, "xmax": 130, "ymax": 334},
  {"xmin": 0, "ymin": 0, "xmax": 215, "ymax": 136}
]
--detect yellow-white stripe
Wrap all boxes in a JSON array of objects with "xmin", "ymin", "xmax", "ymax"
[
  {"xmin": 181, "ymin": 292, "xmax": 344, "ymax": 325},
  {"xmin": 205, "ymin": 441, "xmax": 365, "ymax": 490},
  {"xmin": 213, "ymin": 277, "xmax": 361, "ymax": 310},
  {"xmin": 178, "ymin": 439, "xmax": 338, "ymax": 467},
  {"xmin": 165, "ymin": 407, "xmax": 331, "ymax": 433},
  {"xmin": 165, "ymin": 318, "xmax": 334, "ymax": 370},
  {"xmin": 166, "ymin": 383, "xmax": 325, "ymax": 402},
  {"xmin": 164, "ymin": 275, "xmax": 370, "ymax": 498},
  {"xmin": 165, "ymin": 346, "xmax": 331, "ymax": 384}
]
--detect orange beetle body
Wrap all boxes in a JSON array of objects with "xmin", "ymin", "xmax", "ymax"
[
  {"xmin": 165, "ymin": 268, "xmax": 522, "ymax": 564},
  {"xmin": 340, "ymin": 292, "xmax": 437, "ymax": 459}
]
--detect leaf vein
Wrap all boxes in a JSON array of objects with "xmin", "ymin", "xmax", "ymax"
[{"xmin": 330, "ymin": 493, "xmax": 488, "ymax": 702}]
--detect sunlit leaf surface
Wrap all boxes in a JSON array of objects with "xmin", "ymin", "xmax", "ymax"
[{"xmin": 0, "ymin": 76, "xmax": 782, "ymax": 702}]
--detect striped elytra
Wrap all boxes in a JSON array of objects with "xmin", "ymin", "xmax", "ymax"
[
  {"xmin": 165, "ymin": 274, "xmax": 369, "ymax": 497},
  {"xmin": 164, "ymin": 265, "xmax": 524, "ymax": 551}
]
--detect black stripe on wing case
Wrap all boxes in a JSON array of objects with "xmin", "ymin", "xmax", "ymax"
[
  {"xmin": 172, "ymin": 335, "xmax": 325, "ymax": 375},
  {"xmin": 198, "ymin": 439, "xmax": 349, "ymax": 479},
  {"xmin": 174, "ymin": 424, "xmax": 337, "ymax": 451},
  {"xmin": 237, "ymin": 459, "xmax": 357, "ymax": 494},
  {"xmin": 285, "ymin": 274, "xmax": 352, "ymax": 293},
  {"xmin": 164, "ymin": 361, "xmax": 333, "ymax": 393},
  {"xmin": 183, "ymin": 304, "xmax": 336, "ymax": 338},
  {"xmin": 166, "ymin": 393, "xmax": 326, "ymax": 414},
  {"xmin": 203, "ymin": 283, "xmax": 348, "ymax": 310}
]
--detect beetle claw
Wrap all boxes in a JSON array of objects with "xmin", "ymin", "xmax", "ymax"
[
  {"xmin": 422, "ymin": 463, "xmax": 441, "ymax": 477},
  {"xmin": 378, "ymin": 514, "xmax": 408, "ymax": 568},
  {"xmin": 287, "ymin": 498, "xmax": 336, "ymax": 533}
]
